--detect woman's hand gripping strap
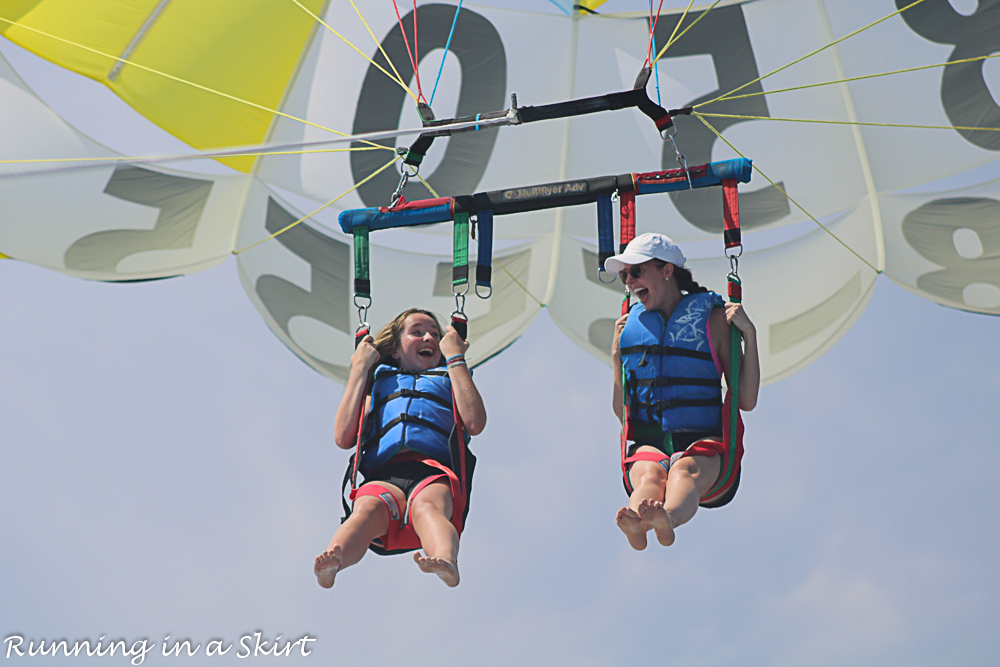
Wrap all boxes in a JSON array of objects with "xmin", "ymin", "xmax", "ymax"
[{"xmin": 706, "ymin": 179, "xmax": 744, "ymax": 499}]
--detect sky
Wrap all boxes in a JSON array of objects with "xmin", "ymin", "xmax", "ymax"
[{"xmin": 2, "ymin": 1, "xmax": 1000, "ymax": 666}]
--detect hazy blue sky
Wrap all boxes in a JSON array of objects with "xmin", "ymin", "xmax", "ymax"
[
  {"xmin": 4, "ymin": 246, "xmax": 999, "ymax": 666},
  {"xmin": 2, "ymin": 1, "xmax": 999, "ymax": 665}
]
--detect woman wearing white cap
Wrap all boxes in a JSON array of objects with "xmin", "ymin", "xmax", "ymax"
[{"xmin": 606, "ymin": 232, "xmax": 760, "ymax": 550}]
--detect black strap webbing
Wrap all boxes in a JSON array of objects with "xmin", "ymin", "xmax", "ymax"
[
  {"xmin": 620, "ymin": 345, "xmax": 714, "ymax": 361},
  {"xmin": 633, "ymin": 376, "xmax": 720, "ymax": 388}
]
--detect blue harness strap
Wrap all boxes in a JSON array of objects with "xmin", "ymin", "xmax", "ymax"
[
  {"xmin": 596, "ymin": 193, "xmax": 614, "ymax": 271},
  {"xmin": 475, "ymin": 208, "xmax": 494, "ymax": 296}
]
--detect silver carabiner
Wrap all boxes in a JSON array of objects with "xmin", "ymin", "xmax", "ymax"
[
  {"xmin": 667, "ymin": 128, "xmax": 692, "ymax": 189},
  {"xmin": 354, "ymin": 294, "xmax": 371, "ymax": 327},
  {"xmin": 452, "ymin": 289, "xmax": 467, "ymax": 318},
  {"xmin": 389, "ymin": 162, "xmax": 419, "ymax": 208}
]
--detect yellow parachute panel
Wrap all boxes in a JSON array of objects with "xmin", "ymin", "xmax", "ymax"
[{"xmin": 0, "ymin": 0, "xmax": 328, "ymax": 172}]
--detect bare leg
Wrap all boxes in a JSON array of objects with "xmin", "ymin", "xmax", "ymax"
[
  {"xmin": 637, "ymin": 498, "xmax": 675, "ymax": 546},
  {"xmin": 409, "ymin": 481, "xmax": 460, "ymax": 587},
  {"xmin": 314, "ymin": 491, "xmax": 397, "ymax": 589},
  {"xmin": 617, "ymin": 452, "xmax": 668, "ymax": 551},
  {"xmin": 660, "ymin": 454, "xmax": 722, "ymax": 538}
]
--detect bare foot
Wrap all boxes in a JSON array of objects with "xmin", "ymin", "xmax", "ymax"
[
  {"xmin": 413, "ymin": 552, "xmax": 460, "ymax": 587},
  {"xmin": 314, "ymin": 545, "xmax": 342, "ymax": 589},
  {"xmin": 637, "ymin": 498, "xmax": 675, "ymax": 546},
  {"xmin": 616, "ymin": 506, "xmax": 648, "ymax": 551}
]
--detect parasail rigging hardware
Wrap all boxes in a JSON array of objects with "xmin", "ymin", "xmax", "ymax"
[
  {"xmin": 341, "ymin": 2, "xmax": 750, "ymax": 349},
  {"xmin": 340, "ymin": 155, "xmax": 752, "ymax": 349}
]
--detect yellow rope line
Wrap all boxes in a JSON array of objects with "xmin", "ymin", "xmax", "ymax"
[
  {"xmin": 414, "ymin": 171, "xmax": 544, "ymax": 307},
  {"xmin": 234, "ymin": 155, "xmax": 400, "ymax": 255},
  {"xmin": 0, "ymin": 15, "xmax": 394, "ymax": 153},
  {"xmin": 414, "ymin": 171, "xmax": 439, "ymax": 197},
  {"xmin": 0, "ymin": 145, "xmax": 382, "ymax": 167},
  {"xmin": 697, "ymin": 0, "xmax": 928, "ymax": 109},
  {"xmin": 493, "ymin": 254, "xmax": 545, "ymax": 307},
  {"xmin": 348, "ymin": 0, "xmax": 415, "ymax": 104},
  {"xmin": 291, "ymin": 0, "xmax": 417, "ymax": 104},
  {"xmin": 695, "ymin": 53, "xmax": 1000, "ymax": 107},
  {"xmin": 659, "ymin": 0, "xmax": 696, "ymax": 59},
  {"xmin": 651, "ymin": 0, "xmax": 722, "ymax": 65},
  {"xmin": 696, "ymin": 111, "xmax": 1000, "ymax": 133},
  {"xmin": 694, "ymin": 114, "xmax": 880, "ymax": 274}
]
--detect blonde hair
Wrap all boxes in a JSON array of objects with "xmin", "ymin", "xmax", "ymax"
[{"xmin": 372, "ymin": 308, "xmax": 446, "ymax": 368}]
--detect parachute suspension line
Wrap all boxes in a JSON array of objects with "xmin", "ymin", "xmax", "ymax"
[
  {"xmin": 292, "ymin": 0, "xmax": 416, "ymax": 103},
  {"xmin": 644, "ymin": 0, "xmax": 667, "ymax": 68},
  {"xmin": 650, "ymin": 0, "xmax": 721, "ymax": 66},
  {"xmin": 492, "ymin": 255, "xmax": 544, "ymax": 307},
  {"xmin": 0, "ymin": 15, "xmax": 391, "ymax": 153},
  {"xmin": 547, "ymin": 0, "xmax": 573, "ymax": 16},
  {"xmin": 430, "ymin": 1, "xmax": 463, "ymax": 107},
  {"xmin": 816, "ymin": 0, "xmax": 884, "ymax": 274},
  {"xmin": 233, "ymin": 154, "xmax": 400, "ymax": 255},
  {"xmin": 0, "ymin": 145, "xmax": 379, "ymax": 169},
  {"xmin": 347, "ymin": 0, "xmax": 414, "ymax": 101},
  {"xmin": 653, "ymin": 0, "xmax": 693, "ymax": 65},
  {"xmin": 107, "ymin": 0, "xmax": 170, "ymax": 81},
  {"xmin": 392, "ymin": 0, "xmax": 427, "ymax": 104},
  {"xmin": 543, "ymin": 11, "xmax": 581, "ymax": 307},
  {"xmin": 696, "ymin": 112, "xmax": 1000, "ymax": 134},
  {"xmin": 697, "ymin": 0, "xmax": 929, "ymax": 109},
  {"xmin": 650, "ymin": 25, "xmax": 661, "ymax": 106},
  {"xmin": 694, "ymin": 114, "xmax": 880, "ymax": 275},
  {"xmin": 414, "ymin": 171, "xmax": 439, "ymax": 198},
  {"xmin": 694, "ymin": 54, "xmax": 1000, "ymax": 108}
]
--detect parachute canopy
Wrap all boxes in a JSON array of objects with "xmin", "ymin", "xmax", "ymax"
[{"xmin": 1, "ymin": 0, "xmax": 998, "ymax": 383}]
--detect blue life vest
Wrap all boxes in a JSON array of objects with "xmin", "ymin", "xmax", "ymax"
[
  {"xmin": 361, "ymin": 365, "xmax": 459, "ymax": 470},
  {"xmin": 620, "ymin": 292, "xmax": 725, "ymax": 436}
]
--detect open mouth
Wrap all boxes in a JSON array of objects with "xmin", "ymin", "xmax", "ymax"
[
  {"xmin": 417, "ymin": 349, "xmax": 436, "ymax": 359},
  {"xmin": 633, "ymin": 286, "xmax": 649, "ymax": 299}
]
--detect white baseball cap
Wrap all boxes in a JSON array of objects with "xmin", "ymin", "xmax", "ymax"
[{"xmin": 603, "ymin": 232, "xmax": 687, "ymax": 273}]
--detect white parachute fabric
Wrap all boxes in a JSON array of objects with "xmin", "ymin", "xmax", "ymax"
[
  {"xmin": 1, "ymin": 0, "xmax": 998, "ymax": 383},
  {"xmin": 235, "ymin": 183, "xmax": 549, "ymax": 381}
]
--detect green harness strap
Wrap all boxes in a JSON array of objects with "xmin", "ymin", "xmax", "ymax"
[
  {"xmin": 452, "ymin": 211, "xmax": 470, "ymax": 289},
  {"xmin": 353, "ymin": 225, "xmax": 371, "ymax": 300},
  {"xmin": 705, "ymin": 278, "xmax": 742, "ymax": 498}
]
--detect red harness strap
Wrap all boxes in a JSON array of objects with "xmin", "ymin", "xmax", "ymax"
[
  {"xmin": 722, "ymin": 178, "xmax": 741, "ymax": 250},
  {"xmin": 347, "ymin": 391, "xmax": 469, "ymax": 555},
  {"xmin": 352, "ymin": 453, "xmax": 465, "ymax": 553},
  {"xmin": 619, "ymin": 190, "xmax": 636, "ymax": 253}
]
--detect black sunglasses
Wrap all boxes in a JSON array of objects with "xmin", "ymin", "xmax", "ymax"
[
  {"xmin": 618, "ymin": 265, "xmax": 643, "ymax": 283},
  {"xmin": 618, "ymin": 261, "xmax": 667, "ymax": 284}
]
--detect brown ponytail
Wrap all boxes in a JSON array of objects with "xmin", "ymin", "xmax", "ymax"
[{"xmin": 673, "ymin": 266, "xmax": 709, "ymax": 294}]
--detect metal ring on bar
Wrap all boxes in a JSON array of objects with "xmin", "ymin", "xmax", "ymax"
[
  {"xmin": 597, "ymin": 267, "xmax": 617, "ymax": 284},
  {"xmin": 475, "ymin": 283, "xmax": 493, "ymax": 299}
]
